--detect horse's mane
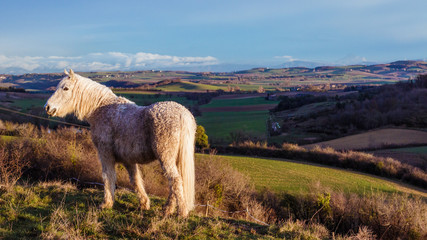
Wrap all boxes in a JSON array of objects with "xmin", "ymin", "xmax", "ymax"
[{"xmin": 72, "ymin": 74, "xmax": 132, "ymax": 120}]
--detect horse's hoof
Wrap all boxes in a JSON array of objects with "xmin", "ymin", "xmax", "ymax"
[
  {"xmin": 140, "ymin": 199, "xmax": 150, "ymax": 210},
  {"xmin": 163, "ymin": 205, "xmax": 175, "ymax": 216},
  {"xmin": 178, "ymin": 208, "xmax": 189, "ymax": 218},
  {"xmin": 100, "ymin": 202, "xmax": 113, "ymax": 209},
  {"xmin": 141, "ymin": 203, "xmax": 150, "ymax": 210}
]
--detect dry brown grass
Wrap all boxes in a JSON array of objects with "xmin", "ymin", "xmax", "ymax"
[
  {"xmin": 195, "ymin": 151, "xmax": 274, "ymax": 223},
  {"xmin": 0, "ymin": 140, "xmax": 30, "ymax": 191},
  {"xmin": 273, "ymin": 183, "xmax": 427, "ymax": 239},
  {"xmin": 41, "ymin": 200, "xmax": 103, "ymax": 239},
  {"xmin": 279, "ymin": 219, "xmax": 330, "ymax": 239}
]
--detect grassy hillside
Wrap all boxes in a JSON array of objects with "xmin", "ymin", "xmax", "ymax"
[
  {"xmin": 0, "ymin": 122, "xmax": 425, "ymax": 239},
  {"xmin": 305, "ymin": 128, "xmax": 427, "ymax": 150},
  {"xmin": 1, "ymin": 181, "xmax": 399, "ymax": 240},
  {"xmin": 201, "ymin": 154, "xmax": 427, "ymax": 197},
  {"xmin": 0, "ymin": 182, "xmax": 279, "ymax": 239},
  {"xmin": 201, "ymin": 96, "xmax": 279, "ymax": 108}
]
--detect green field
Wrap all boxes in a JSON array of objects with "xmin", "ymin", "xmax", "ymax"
[
  {"xmin": 199, "ymin": 154, "xmax": 426, "ymax": 197},
  {"xmin": 391, "ymin": 146, "xmax": 427, "ymax": 154},
  {"xmin": 196, "ymin": 111, "xmax": 269, "ymax": 141},
  {"xmin": 7, "ymin": 98, "xmax": 47, "ymax": 112},
  {"xmin": 196, "ymin": 97, "xmax": 279, "ymax": 142},
  {"xmin": 201, "ymin": 96, "xmax": 279, "ymax": 108}
]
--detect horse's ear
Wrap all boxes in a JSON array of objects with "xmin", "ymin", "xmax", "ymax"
[
  {"xmin": 64, "ymin": 69, "xmax": 69, "ymax": 76},
  {"xmin": 68, "ymin": 69, "xmax": 76, "ymax": 81}
]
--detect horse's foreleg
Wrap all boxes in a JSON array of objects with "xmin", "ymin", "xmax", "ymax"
[
  {"xmin": 99, "ymin": 155, "xmax": 116, "ymax": 209},
  {"xmin": 126, "ymin": 163, "xmax": 150, "ymax": 210},
  {"xmin": 161, "ymin": 161, "xmax": 187, "ymax": 217}
]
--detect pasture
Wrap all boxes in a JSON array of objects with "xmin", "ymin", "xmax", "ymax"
[
  {"xmin": 201, "ymin": 96, "xmax": 279, "ymax": 108},
  {"xmin": 305, "ymin": 128, "xmax": 427, "ymax": 150},
  {"xmin": 0, "ymin": 92, "xmax": 48, "ymax": 113},
  {"xmin": 197, "ymin": 111, "xmax": 269, "ymax": 142},
  {"xmin": 197, "ymin": 96, "xmax": 279, "ymax": 142},
  {"xmin": 200, "ymin": 154, "xmax": 427, "ymax": 197},
  {"xmin": 391, "ymin": 146, "xmax": 427, "ymax": 154}
]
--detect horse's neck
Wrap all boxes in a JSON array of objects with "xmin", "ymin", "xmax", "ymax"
[
  {"xmin": 75, "ymin": 78, "xmax": 127, "ymax": 121},
  {"xmin": 85, "ymin": 96, "xmax": 134, "ymax": 126}
]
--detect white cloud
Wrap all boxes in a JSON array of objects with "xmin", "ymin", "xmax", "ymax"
[
  {"xmin": 0, "ymin": 52, "xmax": 219, "ymax": 74},
  {"xmin": 274, "ymin": 55, "xmax": 297, "ymax": 62}
]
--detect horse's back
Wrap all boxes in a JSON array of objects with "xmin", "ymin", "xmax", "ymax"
[
  {"xmin": 145, "ymin": 101, "xmax": 196, "ymax": 159},
  {"xmin": 146, "ymin": 101, "xmax": 193, "ymax": 123},
  {"xmin": 91, "ymin": 101, "xmax": 195, "ymax": 163}
]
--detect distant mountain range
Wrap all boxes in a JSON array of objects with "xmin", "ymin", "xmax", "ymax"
[{"xmin": 1, "ymin": 60, "xmax": 427, "ymax": 91}]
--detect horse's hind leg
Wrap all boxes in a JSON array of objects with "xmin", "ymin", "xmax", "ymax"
[
  {"xmin": 99, "ymin": 153, "xmax": 116, "ymax": 209},
  {"xmin": 125, "ymin": 163, "xmax": 150, "ymax": 210},
  {"xmin": 160, "ymin": 159, "xmax": 187, "ymax": 217}
]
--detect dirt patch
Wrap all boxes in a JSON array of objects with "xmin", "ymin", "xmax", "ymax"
[{"xmin": 202, "ymin": 104, "xmax": 276, "ymax": 112}]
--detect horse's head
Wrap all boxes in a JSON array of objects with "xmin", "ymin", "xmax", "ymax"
[{"xmin": 44, "ymin": 69, "xmax": 78, "ymax": 117}]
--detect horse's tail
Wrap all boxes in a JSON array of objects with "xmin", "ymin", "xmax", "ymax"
[{"xmin": 177, "ymin": 112, "xmax": 196, "ymax": 212}]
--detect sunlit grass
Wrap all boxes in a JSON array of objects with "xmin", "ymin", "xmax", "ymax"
[{"xmin": 197, "ymin": 154, "xmax": 427, "ymax": 197}]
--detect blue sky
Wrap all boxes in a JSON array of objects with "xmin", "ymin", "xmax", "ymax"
[{"xmin": 1, "ymin": 0, "xmax": 427, "ymax": 73}]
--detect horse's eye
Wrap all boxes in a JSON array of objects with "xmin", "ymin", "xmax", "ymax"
[{"xmin": 63, "ymin": 87, "xmax": 69, "ymax": 91}]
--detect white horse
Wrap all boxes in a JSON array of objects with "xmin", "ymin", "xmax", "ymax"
[{"xmin": 45, "ymin": 69, "xmax": 196, "ymax": 217}]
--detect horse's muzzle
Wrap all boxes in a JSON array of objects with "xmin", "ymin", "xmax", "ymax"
[{"xmin": 45, "ymin": 104, "xmax": 57, "ymax": 116}]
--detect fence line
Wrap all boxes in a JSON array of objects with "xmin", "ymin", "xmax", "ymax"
[
  {"xmin": 69, "ymin": 177, "xmax": 269, "ymax": 226},
  {"xmin": 0, "ymin": 106, "xmax": 89, "ymax": 129}
]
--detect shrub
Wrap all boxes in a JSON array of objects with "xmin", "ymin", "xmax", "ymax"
[
  {"xmin": 272, "ymin": 94, "xmax": 328, "ymax": 112},
  {"xmin": 271, "ymin": 183, "xmax": 426, "ymax": 239},
  {"xmin": 279, "ymin": 219, "xmax": 330, "ymax": 239},
  {"xmin": 415, "ymin": 74, "xmax": 427, "ymax": 88},
  {"xmin": 0, "ymin": 140, "xmax": 30, "ymax": 191},
  {"xmin": 195, "ymin": 125, "xmax": 209, "ymax": 149}
]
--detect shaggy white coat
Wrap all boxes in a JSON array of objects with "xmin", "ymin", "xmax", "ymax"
[{"xmin": 45, "ymin": 69, "xmax": 196, "ymax": 217}]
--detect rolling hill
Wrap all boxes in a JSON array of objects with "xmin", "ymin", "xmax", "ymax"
[
  {"xmin": 200, "ymin": 154, "xmax": 427, "ymax": 197},
  {"xmin": 2, "ymin": 60, "xmax": 427, "ymax": 91}
]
